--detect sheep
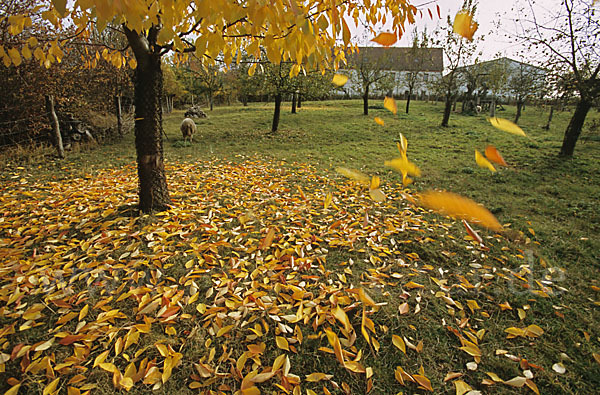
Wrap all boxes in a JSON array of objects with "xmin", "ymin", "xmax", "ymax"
[
  {"xmin": 180, "ymin": 118, "xmax": 196, "ymax": 144},
  {"xmin": 476, "ymin": 105, "xmax": 482, "ymax": 114}
]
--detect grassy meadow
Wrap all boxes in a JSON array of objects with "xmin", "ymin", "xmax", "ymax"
[{"xmin": 1, "ymin": 99, "xmax": 599, "ymax": 394}]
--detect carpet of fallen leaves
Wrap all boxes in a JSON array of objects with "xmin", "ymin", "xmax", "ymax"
[{"xmin": 0, "ymin": 159, "xmax": 571, "ymax": 394}]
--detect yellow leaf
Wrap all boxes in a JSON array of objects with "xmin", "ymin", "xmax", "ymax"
[
  {"xmin": 325, "ymin": 329, "xmax": 345, "ymax": 364},
  {"xmin": 332, "ymin": 74, "xmax": 349, "ymax": 86},
  {"xmin": 332, "ymin": 305, "xmax": 352, "ymax": 332},
  {"xmin": 459, "ymin": 343, "xmax": 481, "ymax": 357},
  {"xmin": 4, "ymin": 384, "xmax": 21, "ymax": 395},
  {"xmin": 485, "ymin": 145, "xmax": 508, "ymax": 166},
  {"xmin": 52, "ymin": 0, "xmax": 67, "ymax": 16},
  {"xmin": 384, "ymin": 157, "xmax": 421, "ymax": 177},
  {"xmin": 324, "ymin": 191, "xmax": 332, "ymax": 209},
  {"xmin": 454, "ymin": 380, "xmax": 472, "ymax": 395},
  {"xmin": 370, "ymin": 176, "xmax": 380, "ymax": 190},
  {"xmin": 374, "ymin": 117, "xmax": 384, "ymax": 126},
  {"xmin": 120, "ymin": 376, "xmax": 133, "ymax": 391},
  {"xmin": 384, "ymin": 96, "xmax": 397, "ymax": 114},
  {"xmin": 93, "ymin": 350, "xmax": 110, "ymax": 367},
  {"xmin": 419, "ymin": 190, "xmax": 503, "ymax": 231},
  {"xmin": 486, "ymin": 372, "xmax": 504, "ymax": 382},
  {"xmin": 453, "ymin": 10, "xmax": 478, "ymax": 40},
  {"xmin": 8, "ymin": 47, "xmax": 22, "ymax": 66},
  {"xmin": 250, "ymin": 371, "xmax": 277, "ymax": 383},
  {"xmin": 489, "ymin": 117, "xmax": 527, "ymax": 136},
  {"xmin": 398, "ymin": 302, "xmax": 409, "ymax": 315},
  {"xmin": 413, "ymin": 374, "xmax": 433, "ymax": 391},
  {"xmin": 241, "ymin": 387, "xmax": 260, "ymax": 395},
  {"xmin": 371, "ymin": 32, "xmax": 397, "ymax": 47},
  {"xmin": 276, "ymin": 336, "xmax": 289, "ymax": 351},
  {"xmin": 260, "ymin": 228, "xmax": 276, "ymax": 250},
  {"xmin": 306, "ymin": 372, "xmax": 332, "ymax": 382},
  {"xmin": 404, "ymin": 281, "xmax": 424, "ymax": 289},
  {"xmin": 593, "ymin": 353, "xmax": 600, "ymax": 365},
  {"xmin": 368, "ymin": 188, "xmax": 386, "ymax": 202},
  {"xmin": 392, "ymin": 334, "xmax": 406, "ymax": 354},
  {"xmin": 525, "ymin": 325, "xmax": 544, "ymax": 337},
  {"xmin": 398, "ymin": 133, "xmax": 408, "ymax": 154},
  {"xmin": 525, "ymin": 379, "xmax": 540, "ymax": 395},
  {"xmin": 43, "ymin": 377, "xmax": 60, "ymax": 395},
  {"xmin": 475, "ymin": 150, "xmax": 496, "ymax": 172},
  {"xmin": 35, "ymin": 338, "xmax": 55, "ymax": 351},
  {"xmin": 335, "ymin": 167, "xmax": 370, "ymax": 183},
  {"xmin": 504, "ymin": 376, "xmax": 527, "ymax": 387},
  {"xmin": 344, "ymin": 361, "xmax": 366, "ymax": 373},
  {"xmin": 78, "ymin": 304, "xmax": 89, "ymax": 321}
]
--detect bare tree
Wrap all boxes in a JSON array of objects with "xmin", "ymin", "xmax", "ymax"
[
  {"xmin": 516, "ymin": 0, "xmax": 600, "ymax": 156},
  {"xmin": 348, "ymin": 47, "xmax": 395, "ymax": 115},
  {"xmin": 403, "ymin": 28, "xmax": 431, "ymax": 113},
  {"xmin": 508, "ymin": 62, "xmax": 545, "ymax": 124}
]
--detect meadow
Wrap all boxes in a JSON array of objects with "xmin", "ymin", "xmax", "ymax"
[{"xmin": 1, "ymin": 99, "xmax": 599, "ymax": 394}]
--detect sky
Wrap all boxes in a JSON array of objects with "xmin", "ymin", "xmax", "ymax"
[{"xmin": 351, "ymin": 0, "xmax": 562, "ymax": 63}]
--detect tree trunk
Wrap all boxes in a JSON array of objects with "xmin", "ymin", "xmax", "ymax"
[
  {"xmin": 441, "ymin": 94, "xmax": 452, "ymax": 127},
  {"xmin": 297, "ymin": 94, "xmax": 302, "ymax": 108},
  {"xmin": 291, "ymin": 91, "xmax": 297, "ymax": 114},
  {"xmin": 271, "ymin": 93, "xmax": 282, "ymax": 133},
  {"xmin": 208, "ymin": 92, "xmax": 213, "ymax": 111},
  {"xmin": 490, "ymin": 97, "xmax": 496, "ymax": 117},
  {"xmin": 514, "ymin": 101, "xmax": 523, "ymax": 124},
  {"xmin": 559, "ymin": 99, "xmax": 592, "ymax": 157},
  {"xmin": 542, "ymin": 106, "xmax": 554, "ymax": 130},
  {"xmin": 452, "ymin": 97, "xmax": 457, "ymax": 111},
  {"xmin": 125, "ymin": 26, "xmax": 171, "ymax": 214},
  {"xmin": 406, "ymin": 87, "xmax": 412, "ymax": 114},
  {"xmin": 115, "ymin": 95, "xmax": 123, "ymax": 135},
  {"xmin": 45, "ymin": 95, "xmax": 65, "ymax": 159},
  {"xmin": 363, "ymin": 85, "xmax": 369, "ymax": 115}
]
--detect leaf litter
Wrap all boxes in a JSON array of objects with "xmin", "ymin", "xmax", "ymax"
[{"xmin": 0, "ymin": 158, "xmax": 571, "ymax": 393}]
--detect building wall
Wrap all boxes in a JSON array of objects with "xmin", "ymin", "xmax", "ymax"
[{"xmin": 334, "ymin": 69, "xmax": 442, "ymax": 98}]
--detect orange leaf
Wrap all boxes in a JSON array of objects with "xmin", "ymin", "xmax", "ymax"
[
  {"xmin": 419, "ymin": 190, "xmax": 503, "ymax": 231},
  {"xmin": 485, "ymin": 145, "xmax": 508, "ymax": 166},
  {"xmin": 371, "ymin": 32, "xmax": 397, "ymax": 46},
  {"xmin": 462, "ymin": 220, "xmax": 483, "ymax": 244},
  {"xmin": 453, "ymin": 10, "xmax": 478, "ymax": 40},
  {"xmin": 374, "ymin": 117, "xmax": 385, "ymax": 126}
]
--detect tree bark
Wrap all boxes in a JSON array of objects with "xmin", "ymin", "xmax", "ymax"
[
  {"xmin": 297, "ymin": 94, "xmax": 302, "ymax": 108},
  {"xmin": 45, "ymin": 95, "xmax": 64, "ymax": 158},
  {"xmin": 559, "ymin": 99, "xmax": 592, "ymax": 157},
  {"xmin": 490, "ymin": 97, "xmax": 496, "ymax": 117},
  {"xmin": 406, "ymin": 87, "xmax": 412, "ymax": 114},
  {"xmin": 271, "ymin": 93, "xmax": 282, "ymax": 133},
  {"xmin": 115, "ymin": 95, "xmax": 123, "ymax": 135},
  {"xmin": 441, "ymin": 94, "xmax": 452, "ymax": 127},
  {"xmin": 125, "ymin": 26, "xmax": 170, "ymax": 213},
  {"xmin": 542, "ymin": 106, "xmax": 554, "ymax": 130},
  {"xmin": 291, "ymin": 91, "xmax": 297, "ymax": 114},
  {"xmin": 514, "ymin": 101, "xmax": 523, "ymax": 124},
  {"xmin": 363, "ymin": 85, "xmax": 369, "ymax": 115}
]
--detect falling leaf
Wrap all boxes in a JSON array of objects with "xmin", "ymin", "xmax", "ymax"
[
  {"xmin": 553, "ymin": 363, "xmax": 566, "ymax": 374},
  {"xmin": 384, "ymin": 157, "xmax": 421, "ymax": 177},
  {"xmin": 475, "ymin": 150, "xmax": 496, "ymax": 172},
  {"xmin": 454, "ymin": 380, "xmax": 472, "ymax": 395},
  {"xmin": 374, "ymin": 117, "xmax": 385, "ymax": 126},
  {"xmin": 370, "ymin": 176, "xmax": 380, "ymax": 190},
  {"xmin": 453, "ymin": 10, "xmax": 478, "ymax": 40},
  {"xmin": 462, "ymin": 220, "xmax": 483, "ymax": 244},
  {"xmin": 371, "ymin": 32, "xmax": 397, "ymax": 46},
  {"xmin": 485, "ymin": 145, "xmax": 508, "ymax": 166},
  {"xmin": 489, "ymin": 117, "xmax": 527, "ymax": 136},
  {"xmin": 384, "ymin": 96, "xmax": 397, "ymax": 114},
  {"xmin": 335, "ymin": 167, "xmax": 370, "ymax": 183},
  {"xmin": 418, "ymin": 190, "xmax": 503, "ymax": 231},
  {"xmin": 332, "ymin": 74, "xmax": 349, "ymax": 86},
  {"xmin": 397, "ymin": 133, "xmax": 408, "ymax": 154}
]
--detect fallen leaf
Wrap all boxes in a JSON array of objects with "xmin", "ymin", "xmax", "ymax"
[
  {"xmin": 454, "ymin": 380, "xmax": 472, "ymax": 395},
  {"xmin": 504, "ymin": 376, "xmax": 527, "ymax": 387},
  {"xmin": 552, "ymin": 362, "xmax": 566, "ymax": 374},
  {"xmin": 392, "ymin": 334, "xmax": 406, "ymax": 354}
]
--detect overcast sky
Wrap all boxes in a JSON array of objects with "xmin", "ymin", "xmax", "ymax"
[{"xmin": 351, "ymin": 0, "xmax": 562, "ymax": 63}]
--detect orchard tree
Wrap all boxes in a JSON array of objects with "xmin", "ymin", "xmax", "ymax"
[
  {"xmin": 348, "ymin": 47, "xmax": 395, "ymax": 116},
  {"xmin": 516, "ymin": 0, "xmax": 599, "ymax": 156},
  {"xmin": 433, "ymin": 0, "xmax": 481, "ymax": 127},
  {"xmin": 508, "ymin": 61, "xmax": 544, "ymax": 124},
  {"xmin": 403, "ymin": 28, "xmax": 431, "ymax": 114},
  {"xmin": 1, "ymin": 0, "xmax": 418, "ymax": 213}
]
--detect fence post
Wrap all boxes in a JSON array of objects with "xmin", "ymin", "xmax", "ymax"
[
  {"xmin": 45, "ymin": 95, "xmax": 64, "ymax": 159},
  {"xmin": 114, "ymin": 95, "xmax": 123, "ymax": 136}
]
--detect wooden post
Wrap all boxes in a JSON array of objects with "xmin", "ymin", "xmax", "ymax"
[
  {"xmin": 114, "ymin": 95, "xmax": 123, "ymax": 136},
  {"xmin": 45, "ymin": 95, "xmax": 64, "ymax": 159}
]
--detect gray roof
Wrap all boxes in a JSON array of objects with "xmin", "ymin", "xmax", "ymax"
[{"xmin": 346, "ymin": 46, "xmax": 444, "ymax": 73}]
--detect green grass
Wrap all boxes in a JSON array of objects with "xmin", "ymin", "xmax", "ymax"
[{"xmin": 1, "ymin": 99, "xmax": 599, "ymax": 394}]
